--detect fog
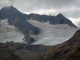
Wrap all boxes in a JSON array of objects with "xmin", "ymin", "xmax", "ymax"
[
  {"xmin": 27, "ymin": 20, "xmax": 78, "ymax": 45},
  {"xmin": 0, "ymin": 19, "xmax": 24, "ymax": 43}
]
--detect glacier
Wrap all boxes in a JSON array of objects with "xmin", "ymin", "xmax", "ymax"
[
  {"xmin": 0, "ymin": 19, "xmax": 78, "ymax": 46},
  {"xmin": 27, "ymin": 20, "xmax": 78, "ymax": 45}
]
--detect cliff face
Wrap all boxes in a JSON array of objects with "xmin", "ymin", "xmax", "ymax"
[{"xmin": 43, "ymin": 30, "xmax": 80, "ymax": 60}]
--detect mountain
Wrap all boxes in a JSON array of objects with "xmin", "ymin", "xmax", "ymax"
[
  {"xmin": 0, "ymin": 6, "xmax": 77, "ymax": 34},
  {"xmin": 43, "ymin": 30, "xmax": 80, "ymax": 60},
  {"xmin": 0, "ymin": 6, "xmax": 40, "ymax": 34}
]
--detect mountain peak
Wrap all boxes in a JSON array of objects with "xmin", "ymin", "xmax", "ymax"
[
  {"xmin": 1, "ymin": 6, "xmax": 19, "ymax": 12},
  {"xmin": 56, "ymin": 13, "xmax": 64, "ymax": 18},
  {"xmin": 2, "ymin": 6, "xmax": 14, "ymax": 8}
]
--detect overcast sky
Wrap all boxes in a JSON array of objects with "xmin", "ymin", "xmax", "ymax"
[{"xmin": 0, "ymin": 0, "xmax": 80, "ymax": 27}]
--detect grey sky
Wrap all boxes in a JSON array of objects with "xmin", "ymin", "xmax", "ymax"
[{"xmin": 0, "ymin": 0, "xmax": 80, "ymax": 27}]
